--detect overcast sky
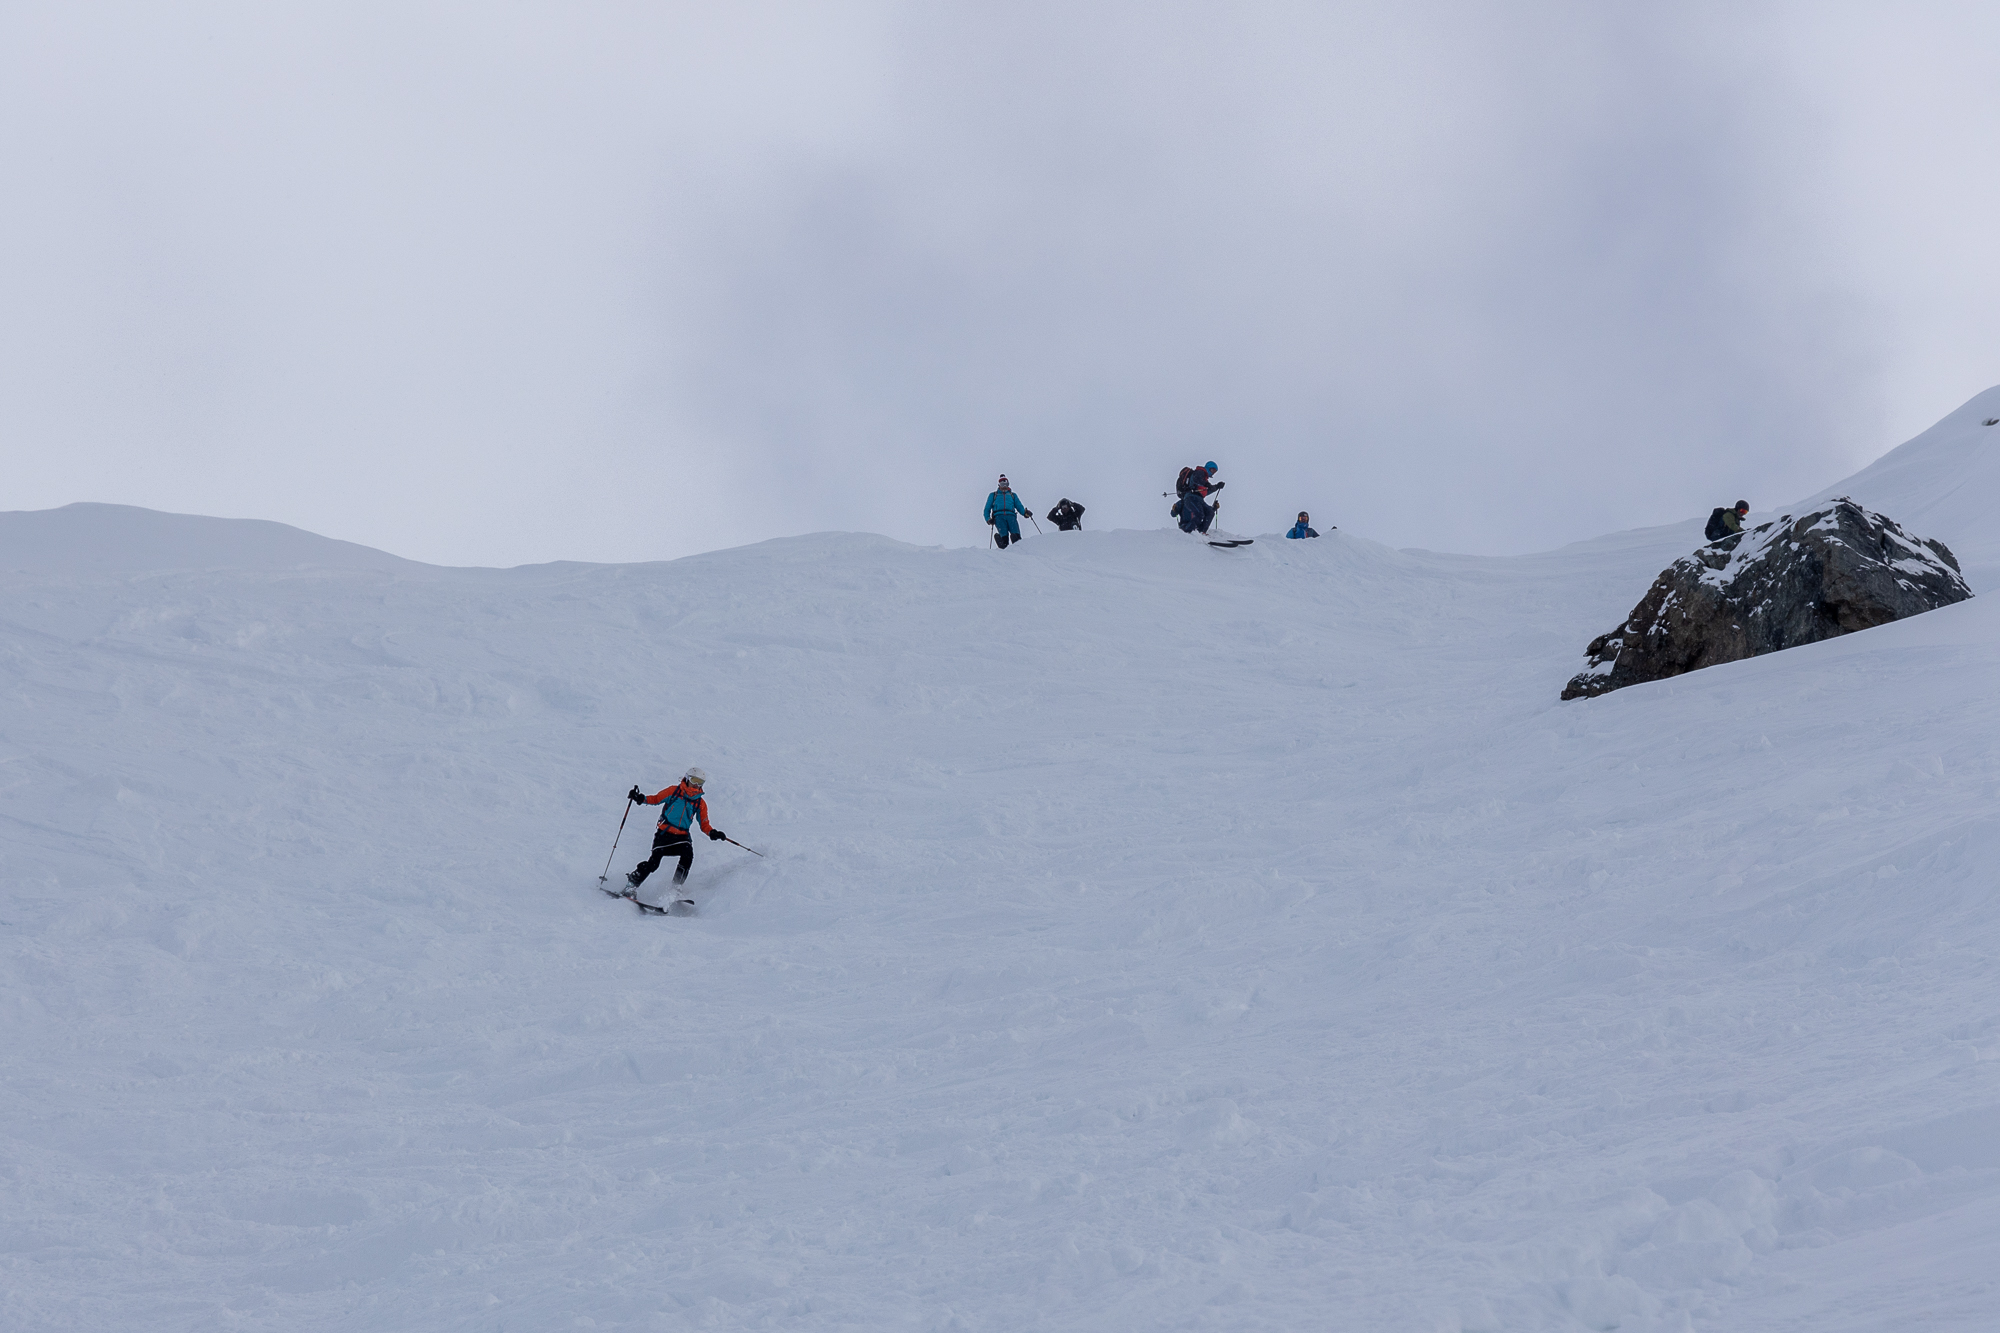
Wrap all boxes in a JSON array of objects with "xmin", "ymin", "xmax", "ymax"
[{"xmin": 5, "ymin": 2, "xmax": 1998, "ymax": 566}]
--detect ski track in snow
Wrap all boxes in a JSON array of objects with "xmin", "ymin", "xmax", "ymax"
[{"xmin": 5, "ymin": 393, "xmax": 2000, "ymax": 1331}]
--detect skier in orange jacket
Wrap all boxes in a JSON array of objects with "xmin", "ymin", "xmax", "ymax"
[{"xmin": 624, "ymin": 767, "xmax": 726, "ymax": 891}]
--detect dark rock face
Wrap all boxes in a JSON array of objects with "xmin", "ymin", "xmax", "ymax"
[{"xmin": 1563, "ymin": 498, "xmax": 1971, "ymax": 700}]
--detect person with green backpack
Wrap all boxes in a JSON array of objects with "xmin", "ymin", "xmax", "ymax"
[{"xmin": 1704, "ymin": 501, "xmax": 1750, "ymax": 544}]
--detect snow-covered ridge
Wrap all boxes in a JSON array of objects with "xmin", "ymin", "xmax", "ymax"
[
  {"xmin": 4, "ymin": 394, "xmax": 2000, "ymax": 1330},
  {"xmin": 1798, "ymin": 383, "xmax": 2000, "ymax": 586},
  {"xmin": 0, "ymin": 502, "xmax": 423, "ymax": 575}
]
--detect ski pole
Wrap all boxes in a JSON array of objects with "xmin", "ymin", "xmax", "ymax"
[
  {"xmin": 1027, "ymin": 510, "xmax": 1043, "ymax": 535},
  {"xmin": 597, "ymin": 798, "xmax": 634, "ymax": 885},
  {"xmin": 723, "ymin": 835, "xmax": 765, "ymax": 857}
]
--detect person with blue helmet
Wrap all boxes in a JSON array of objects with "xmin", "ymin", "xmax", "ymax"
[
  {"xmin": 1287, "ymin": 512, "xmax": 1318, "ymax": 539},
  {"xmin": 1172, "ymin": 462, "xmax": 1223, "ymax": 534},
  {"xmin": 984, "ymin": 475, "xmax": 1032, "ymax": 549}
]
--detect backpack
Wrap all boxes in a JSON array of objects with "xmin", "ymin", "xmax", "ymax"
[
  {"xmin": 1704, "ymin": 507, "xmax": 1729, "ymax": 541},
  {"xmin": 658, "ymin": 783, "xmax": 704, "ymax": 832},
  {"xmin": 1176, "ymin": 466, "xmax": 1197, "ymax": 497}
]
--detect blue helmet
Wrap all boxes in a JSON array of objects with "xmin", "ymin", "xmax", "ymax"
[{"xmin": 1204, "ymin": 461, "xmax": 1217, "ymax": 473}]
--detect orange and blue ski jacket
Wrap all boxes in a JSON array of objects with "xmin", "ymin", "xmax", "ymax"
[{"xmin": 642, "ymin": 781, "xmax": 713, "ymax": 835}]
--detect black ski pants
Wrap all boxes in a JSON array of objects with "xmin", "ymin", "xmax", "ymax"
[
  {"xmin": 1178, "ymin": 495, "xmax": 1212, "ymax": 534},
  {"xmin": 994, "ymin": 531, "xmax": 1018, "ymax": 549},
  {"xmin": 632, "ymin": 829, "xmax": 694, "ymax": 886}
]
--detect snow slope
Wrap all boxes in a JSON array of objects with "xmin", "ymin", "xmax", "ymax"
[
  {"xmin": 1799, "ymin": 383, "xmax": 2000, "ymax": 588},
  {"xmin": 4, "ymin": 399, "xmax": 1999, "ymax": 1331}
]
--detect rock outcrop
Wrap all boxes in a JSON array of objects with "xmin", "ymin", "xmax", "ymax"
[{"xmin": 1562, "ymin": 498, "xmax": 1971, "ymax": 700}]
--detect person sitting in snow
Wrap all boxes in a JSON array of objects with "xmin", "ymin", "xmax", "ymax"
[
  {"xmin": 1047, "ymin": 498, "xmax": 1086, "ymax": 531},
  {"xmin": 985, "ymin": 475, "xmax": 1031, "ymax": 549},
  {"xmin": 1174, "ymin": 462, "xmax": 1222, "ymax": 534},
  {"xmin": 1704, "ymin": 500, "xmax": 1750, "ymax": 543},
  {"xmin": 625, "ymin": 767, "xmax": 726, "ymax": 892}
]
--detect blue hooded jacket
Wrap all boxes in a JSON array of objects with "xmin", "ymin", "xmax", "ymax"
[
  {"xmin": 984, "ymin": 490, "xmax": 1029, "ymax": 523},
  {"xmin": 1286, "ymin": 522, "xmax": 1318, "ymax": 539}
]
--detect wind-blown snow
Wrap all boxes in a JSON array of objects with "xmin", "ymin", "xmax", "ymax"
[{"xmin": 4, "ymin": 397, "xmax": 1999, "ymax": 1331}]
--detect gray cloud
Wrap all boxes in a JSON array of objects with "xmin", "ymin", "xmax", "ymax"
[{"xmin": 3, "ymin": 3, "xmax": 1996, "ymax": 563}]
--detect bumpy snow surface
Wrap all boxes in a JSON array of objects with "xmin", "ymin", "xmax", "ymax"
[{"xmin": 6, "ymin": 392, "xmax": 2000, "ymax": 1332}]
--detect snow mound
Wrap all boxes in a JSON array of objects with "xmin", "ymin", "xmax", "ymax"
[{"xmin": 0, "ymin": 502, "xmax": 419, "ymax": 575}]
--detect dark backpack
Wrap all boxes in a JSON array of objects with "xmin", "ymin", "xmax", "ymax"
[
  {"xmin": 1176, "ymin": 466, "xmax": 1197, "ymax": 497},
  {"xmin": 1704, "ymin": 507, "xmax": 1729, "ymax": 541}
]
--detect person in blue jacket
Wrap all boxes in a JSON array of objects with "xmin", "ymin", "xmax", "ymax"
[
  {"xmin": 1286, "ymin": 511, "xmax": 1319, "ymax": 539},
  {"xmin": 984, "ymin": 475, "xmax": 1031, "ymax": 549}
]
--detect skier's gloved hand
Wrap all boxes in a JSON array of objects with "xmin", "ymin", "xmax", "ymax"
[
  {"xmin": 628, "ymin": 786, "xmax": 645, "ymax": 804},
  {"xmin": 709, "ymin": 829, "xmax": 727, "ymax": 841},
  {"xmin": 1209, "ymin": 480, "xmax": 1224, "ymax": 491}
]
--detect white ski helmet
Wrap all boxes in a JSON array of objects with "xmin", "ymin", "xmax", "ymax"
[{"xmin": 684, "ymin": 766, "xmax": 708, "ymax": 787}]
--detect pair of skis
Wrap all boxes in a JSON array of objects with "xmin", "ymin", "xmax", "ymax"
[{"xmin": 598, "ymin": 882, "xmax": 692, "ymax": 915}]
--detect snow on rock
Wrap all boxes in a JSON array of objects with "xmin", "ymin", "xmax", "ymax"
[
  {"xmin": 1562, "ymin": 498, "xmax": 1970, "ymax": 700},
  {"xmin": 5, "ymin": 393, "xmax": 2000, "ymax": 1331}
]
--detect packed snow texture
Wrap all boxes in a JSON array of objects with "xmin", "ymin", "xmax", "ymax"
[{"xmin": 5, "ymin": 389, "xmax": 2000, "ymax": 1331}]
